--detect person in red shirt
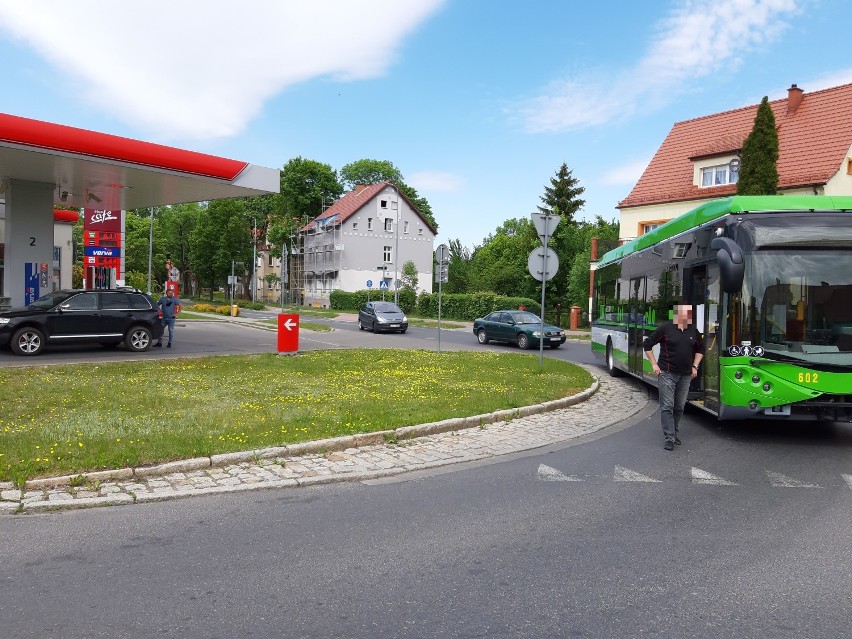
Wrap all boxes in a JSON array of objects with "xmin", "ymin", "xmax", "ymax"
[{"xmin": 643, "ymin": 303, "xmax": 704, "ymax": 450}]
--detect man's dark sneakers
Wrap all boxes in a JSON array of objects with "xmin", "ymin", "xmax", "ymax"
[
  {"xmin": 664, "ymin": 440, "xmax": 674, "ymax": 451},
  {"xmin": 674, "ymin": 437, "xmax": 682, "ymax": 445},
  {"xmin": 167, "ymin": 343, "xmax": 172, "ymax": 348},
  {"xmin": 153, "ymin": 342, "xmax": 162, "ymax": 348}
]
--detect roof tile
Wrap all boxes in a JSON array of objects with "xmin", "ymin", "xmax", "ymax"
[{"xmin": 619, "ymin": 83, "xmax": 852, "ymax": 208}]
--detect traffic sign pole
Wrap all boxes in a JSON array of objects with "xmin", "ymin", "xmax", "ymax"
[{"xmin": 529, "ymin": 214, "xmax": 561, "ymax": 370}]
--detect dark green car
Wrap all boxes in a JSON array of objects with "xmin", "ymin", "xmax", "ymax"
[{"xmin": 472, "ymin": 310, "xmax": 566, "ymax": 349}]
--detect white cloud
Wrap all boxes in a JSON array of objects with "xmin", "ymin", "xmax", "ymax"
[
  {"xmin": 600, "ymin": 158, "xmax": 652, "ymax": 186},
  {"xmin": 800, "ymin": 68, "xmax": 852, "ymax": 93},
  {"xmin": 515, "ymin": 0, "xmax": 801, "ymax": 133},
  {"xmin": 0, "ymin": 0, "xmax": 446, "ymax": 140},
  {"xmin": 407, "ymin": 170, "xmax": 464, "ymax": 193}
]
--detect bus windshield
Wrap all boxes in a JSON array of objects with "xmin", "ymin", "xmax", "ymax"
[{"xmin": 740, "ymin": 250, "xmax": 852, "ymax": 366}]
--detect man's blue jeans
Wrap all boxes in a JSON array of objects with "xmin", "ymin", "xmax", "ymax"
[
  {"xmin": 658, "ymin": 371, "xmax": 691, "ymax": 442},
  {"xmin": 162, "ymin": 317, "xmax": 175, "ymax": 345}
]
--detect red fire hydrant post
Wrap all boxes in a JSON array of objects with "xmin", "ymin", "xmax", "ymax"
[{"xmin": 569, "ymin": 306, "xmax": 581, "ymax": 331}]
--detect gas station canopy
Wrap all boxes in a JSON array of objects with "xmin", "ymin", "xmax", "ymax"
[{"xmin": 0, "ymin": 112, "xmax": 280, "ymax": 210}]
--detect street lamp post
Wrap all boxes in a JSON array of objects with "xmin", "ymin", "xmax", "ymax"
[
  {"xmin": 146, "ymin": 207, "xmax": 154, "ymax": 294},
  {"xmin": 251, "ymin": 216, "xmax": 257, "ymax": 304}
]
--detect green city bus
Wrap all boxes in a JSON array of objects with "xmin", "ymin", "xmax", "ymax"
[{"xmin": 591, "ymin": 195, "xmax": 852, "ymax": 421}]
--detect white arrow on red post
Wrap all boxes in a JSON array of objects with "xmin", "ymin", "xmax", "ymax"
[{"xmin": 283, "ymin": 318, "xmax": 296, "ymax": 331}]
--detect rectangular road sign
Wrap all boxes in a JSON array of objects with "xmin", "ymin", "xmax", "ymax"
[{"xmin": 277, "ymin": 314, "xmax": 299, "ymax": 353}]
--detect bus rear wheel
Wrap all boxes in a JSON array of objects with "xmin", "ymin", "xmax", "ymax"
[{"xmin": 606, "ymin": 340, "xmax": 621, "ymax": 377}]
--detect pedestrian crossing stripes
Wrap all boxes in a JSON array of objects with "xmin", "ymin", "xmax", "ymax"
[{"xmin": 537, "ymin": 464, "xmax": 851, "ymax": 489}]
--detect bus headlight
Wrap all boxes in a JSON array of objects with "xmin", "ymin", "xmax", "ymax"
[
  {"xmin": 763, "ymin": 383, "xmax": 771, "ymax": 392},
  {"xmin": 748, "ymin": 400, "xmax": 759, "ymax": 410},
  {"xmin": 752, "ymin": 374, "xmax": 761, "ymax": 384},
  {"xmin": 734, "ymin": 370, "xmax": 743, "ymax": 380}
]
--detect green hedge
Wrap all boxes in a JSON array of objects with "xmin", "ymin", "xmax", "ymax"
[
  {"xmin": 330, "ymin": 289, "xmax": 539, "ymax": 321},
  {"xmin": 330, "ymin": 289, "xmax": 417, "ymax": 313},
  {"xmin": 416, "ymin": 292, "xmax": 540, "ymax": 321}
]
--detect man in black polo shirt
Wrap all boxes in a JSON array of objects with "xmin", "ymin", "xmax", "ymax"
[{"xmin": 643, "ymin": 303, "xmax": 704, "ymax": 450}]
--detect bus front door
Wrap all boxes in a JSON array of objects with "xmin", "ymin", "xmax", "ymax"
[
  {"xmin": 628, "ymin": 276, "xmax": 646, "ymax": 377},
  {"xmin": 702, "ymin": 264, "xmax": 722, "ymax": 412}
]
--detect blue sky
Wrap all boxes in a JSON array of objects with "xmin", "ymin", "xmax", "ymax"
[{"xmin": 2, "ymin": 0, "xmax": 851, "ymax": 250}]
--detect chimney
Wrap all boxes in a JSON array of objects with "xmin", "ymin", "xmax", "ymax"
[
  {"xmin": 787, "ymin": 83, "xmax": 803, "ymax": 114},
  {"xmin": 354, "ymin": 184, "xmax": 368, "ymax": 194},
  {"xmin": 590, "ymin": 237, "xmax": 599, "ymax": 262}
]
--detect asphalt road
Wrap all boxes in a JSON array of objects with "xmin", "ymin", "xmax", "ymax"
[
  {"xmin": 0, "ymin": 314, "xmax": 597, "ymax": 367},
  {"xmin": 2, "ymin": 316, "xmax": 850, "ymax": 638}
]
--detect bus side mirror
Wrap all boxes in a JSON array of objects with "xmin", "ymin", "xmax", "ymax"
[{"xmin": 711, "ymin": 237, "xmax": 744, "ymax": 293}]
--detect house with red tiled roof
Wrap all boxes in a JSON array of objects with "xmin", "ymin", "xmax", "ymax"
[
  {"xmin": 292, "ymin": 181, "xmax": 437, "ymax": 306},
  {"xmin": 617, "ymin": 82, "xmax": 852, "ymax": 242}
]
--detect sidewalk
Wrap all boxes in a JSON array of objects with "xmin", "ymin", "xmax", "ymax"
[{"xmin": 0, "ymin": 369, "xmax": 647, "ymax": 514}]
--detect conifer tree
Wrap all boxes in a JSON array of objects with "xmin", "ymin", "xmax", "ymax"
[
  {"xmin": 537, "ymin": 162, "xmax": 585, "ymax": 223},
  {"xmin": 737, "ymin": 96, "xmax": 779, "ymax": 195}
]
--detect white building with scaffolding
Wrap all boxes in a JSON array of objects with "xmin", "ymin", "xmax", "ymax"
[{"xmin": 296, "ymin": 182, "xmax": 437, "ymax": 307}]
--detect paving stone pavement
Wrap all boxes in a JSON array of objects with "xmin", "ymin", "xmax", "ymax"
[{"xmin": 0, "ymin": 369, "xmax": 647, "ymax": 514}]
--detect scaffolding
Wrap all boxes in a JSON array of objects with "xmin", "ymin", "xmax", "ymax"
[{"xmin": 299, "ymin": 215, "xmax": 343, "ymax": 307}]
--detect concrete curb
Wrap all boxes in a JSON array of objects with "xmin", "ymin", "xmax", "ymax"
[{"xmin": 14, "ymin": 377, "xmax": 601, "ymax": 492}]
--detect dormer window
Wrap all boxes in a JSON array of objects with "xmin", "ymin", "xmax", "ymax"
[
  {"xmin": 701, "ymin": 163, "xmax": 738, "ymax": 187},
  {"xmin": 380, "ymin": 200, "xmax": 388, "ymax": 209}
]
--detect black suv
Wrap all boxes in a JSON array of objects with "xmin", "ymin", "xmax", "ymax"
[{"xmin": 0, "ymin": 289, "xmax": 164, "ymax": 356}]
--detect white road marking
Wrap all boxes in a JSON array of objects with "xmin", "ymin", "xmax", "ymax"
[
  {"xmin": 766, "ymin": 471, "xmax": 822, "ymax": 488},
  {"xmin": 691, "ymin": 467, "xmax": 738, "ymax": 486},
  {"xmin": 537, "ymin": 464, "xmax": 583, "ymax": 482},
  {"xmin": 613, "ymin": 466, "xmax": 661, "ymax": 483},
  {"xmin": 842, "ymin": 474, "xmax": 852, "ymax": 490}
]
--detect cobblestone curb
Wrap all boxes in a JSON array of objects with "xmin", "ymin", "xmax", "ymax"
[{"xmin": 1, "ymin": 368, "xmax": 647, "ymax": 514}]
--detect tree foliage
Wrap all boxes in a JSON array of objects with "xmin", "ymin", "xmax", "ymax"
[
  {"xmin": 189, "ymin": 198, "xmax": 253, "ymax": 299},
  {"xmin": 469, "ymin": 218, "xmax": 539, "ymax": 298},
  {"xmin": 537, "ymin": 162, "xmax": 586, "ymax": 224},
  {"xmin": 400, "ymin": 260, "xmax": 419, "ymax": 292},
  {"xmin": 737, "ymin": 96, "xmax": 779, "ymax": 195},
  {"xmin": 444, "ymin": 239, "xmax": 471, "ymax": 294},
  {"xmin": 340, "ymin": 159, "xmax": 403, "ymax": 188}
]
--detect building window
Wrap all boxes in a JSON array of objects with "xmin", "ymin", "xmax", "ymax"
[
  {"xmin": 701, "ymin": 163, "xmax": 738, "ymax": 187},
  {"xmin": 418, "ymin": 228, "xmax": 423, "ymax": 236},
  {"xmin": 383, "ymin": 246, "xmax": 392, "ymax": 263},
  {"xmin": 352, "ymin": 222, "xmax": 358, "ymax": 231},
  {"xmin": 642, "ymin": 223, "xmax": 661, "ymax": 234},
  {"xmin": 404, "ymin": 221, "xmax": 409, "ymax": 234},
  {"xmin": 268, "ymin": 254, "xmax": 274, "ymax": 267},
  {"xmin": 384, "ymin": 218, "xmax": 393, "ymax": 232},
  {"xmin": 380, "ymin": 200, "xmax": 388, "ymax": 208},
  {"xmin": 367, "ymin": 218, "xmax": 373, "ymax": 231},
  {"xmin": 847, "ymin": 158, "xmax": 852, "ymax": 175}
]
